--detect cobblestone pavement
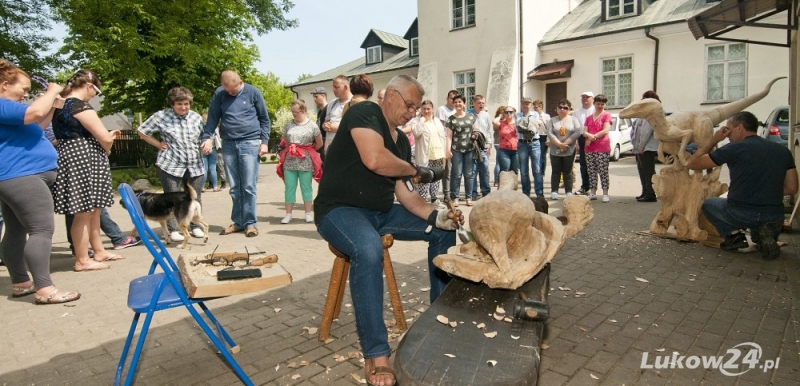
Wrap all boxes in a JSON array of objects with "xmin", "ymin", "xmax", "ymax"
[{"xmin": 0, "ymin": 157, "xmax": 797, "ymax": 385}]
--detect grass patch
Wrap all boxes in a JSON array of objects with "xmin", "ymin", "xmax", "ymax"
[{"xmin": 111, "ymin": 166, "xmax": 162, "ymax": 190}]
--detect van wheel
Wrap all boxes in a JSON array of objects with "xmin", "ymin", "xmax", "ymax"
[{"xmin": 610, "ymin": 145, "xmax": 621, "ymax": 162}]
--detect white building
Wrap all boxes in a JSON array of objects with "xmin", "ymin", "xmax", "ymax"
[{"xmin": 291, "ymin": 0, "xmax": 789, "ymax": 121}]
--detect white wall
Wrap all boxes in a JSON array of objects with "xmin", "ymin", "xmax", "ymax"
[{"xmin": 538, "ymin": 18, "xmax": 790, "ymax": 121}]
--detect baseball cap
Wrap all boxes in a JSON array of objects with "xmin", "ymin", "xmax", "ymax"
[
  {"xmin": 581, "ymin": 91, "xmax": 595, "ymax": 98},
  {"xmin": 311, "ymin": 87, "xmax": 327, "ymax": 95},
  {"xmin": 521, "ymin": 97, "xmax": 533, "ymax": 103}
]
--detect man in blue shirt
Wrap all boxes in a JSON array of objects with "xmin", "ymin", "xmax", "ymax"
[
  {"xmin": 201, "ymin": 70, "xmax": 271, "ymax": 237},
  {"xmin": 688, "ymin": 111, "xmax": 797, "ymax": 260}
]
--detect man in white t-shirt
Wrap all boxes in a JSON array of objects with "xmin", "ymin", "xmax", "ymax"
[
  {"xmin": 436, "ymin": 90, "xmax": 458, "ymax": 204},
  {"xmin": 572, "ymin": 91, "xmax": 595, "ymax": 195},
  {"xmin": 322, "ymin": 75, "xmax": 353, "ymax": 153}
]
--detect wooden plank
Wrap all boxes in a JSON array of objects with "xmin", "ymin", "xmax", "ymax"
[
  {"xmin": 177, "ymin": 253, "xmax": 292, "ymax": 298},
  {"xmin": 395, "ymin": 265, "xmax": 549, "ymax": 386}
]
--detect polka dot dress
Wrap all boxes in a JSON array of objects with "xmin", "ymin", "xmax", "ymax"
[{"xmin": 52, "ymin": 137, "xmax": 113, "ymax": 214}]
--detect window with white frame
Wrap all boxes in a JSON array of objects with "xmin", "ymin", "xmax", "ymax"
[
  {"xmin": 452, "ymin": 0, "xmax": 475, "ymax": 30},
  {"xmin": 705, "ymin": 43, "xmax": 747, "ymax": 102},
  {"xmin": 366, "ymin": 46, "xmax": 382, "ymax": 64},
  {"xmin": 601, "ymin": 56, "xmax": 633, "ymax": 107},
  {"xmin": 607, "ymin": 0, "xmax": 636, "ymax": 19},
  {"xmin": 410, "ymin": 38, "xmax": 419, "ymax": 57},
  {"xmin": 454, "ymin": 70, "xmax": 476, "ymax": 106}
]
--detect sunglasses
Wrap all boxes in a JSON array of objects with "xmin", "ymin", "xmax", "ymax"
[
  {"xmin": 557, "ymin": 106, "xmax": 570, "ymax": 110},
  {"xmin": 91, "ymin": 84, "xmax": 103, "ymax": 97},
  {"xmin": 504, "ymin": 111, "xmax": 515, "ymax": 114}
]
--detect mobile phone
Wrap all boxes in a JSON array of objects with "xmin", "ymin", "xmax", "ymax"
[{"xmin": 217, "ymin": 268, "xmax": 262, "ymax": 281}]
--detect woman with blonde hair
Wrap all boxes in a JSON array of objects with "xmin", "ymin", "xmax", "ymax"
[
  {"xmin": 52, "ymin": 69, "xmax": 120, "ymax": 271},
  {"xmin": 0, "ymin": 59, "xmax": 80, "ymax": 303},
  {"xmin": 492, "ymin": 106, "xmax": 519, "ymax": 174},
  {"xmin": 277, "ymin": 99, "xmax": 322, "ymax": 223},
  {"xmin": 406, "ymin": 100, "xmax": 446, "ymax": 206}
]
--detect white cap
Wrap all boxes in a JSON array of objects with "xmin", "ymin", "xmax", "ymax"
[{"xmin": 581, "ymin": 91, "xmax": 595, "ymax": 97}]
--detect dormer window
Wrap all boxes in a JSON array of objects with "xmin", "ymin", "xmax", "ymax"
[
  {"xmin": 607, "ymin": 0, "xmax": 636, "ymax": 19},
  {"xmin": 367, "ymin": 46, "xmax": 382, "ymax": 64},
  {"xmin": 410, "ymin": 38, "xmax": 419, "ymax": 57}
]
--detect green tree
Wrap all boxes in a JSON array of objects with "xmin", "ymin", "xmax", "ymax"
[
  {"xmin": 295, "ymin": 73, "xmax": 313, "ymax": 83},
  {"xmin": 0, "ymin": 0, "xmax": 61, "ymax": 77},
  {"xmin": 246, "ymin": 71, "xmax": 294, "ymax": 141},
  {"xmin": 49, "ymin": 0, "xmax": 297, "ymax": 116}
]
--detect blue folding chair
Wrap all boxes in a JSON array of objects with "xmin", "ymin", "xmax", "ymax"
[{"xmin": 115, "ymin": 183, "xmax": 253, "ymax": 386}]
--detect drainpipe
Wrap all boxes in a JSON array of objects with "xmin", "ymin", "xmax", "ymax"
[
  {"xmin": 519, "ymin": 0, "xmax": 524, "ymax": 101},
  {"xmin": 645, "ymin": 26, "xmax": 659, "ymax": 92}
]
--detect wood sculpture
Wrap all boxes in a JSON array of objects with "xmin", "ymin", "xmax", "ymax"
[
  {"xmin": 619, "ymin": 77, "xmax": 785, "ymax": 166},
  {"xmin": 433, "ymin": 171, "xmax": 593, "ymax": 290},
  {"xmin": 618, "ymin": 77, "xmax": 784, "ymax": 241}
]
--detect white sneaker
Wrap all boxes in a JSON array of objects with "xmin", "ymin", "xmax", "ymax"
[
  {"xmin": 305, "ymin": 213, "xmax": 313, "ymax": 223},
  {"xmin": 550, "ymin": 192, "xmax": 559, "ymax": 200},
  {"xmin": 602, "ymin": 195, "xmax": 610, "ymax": 203},
  {"xmin": 191, "ymin": 228, "xmax": 205, "ymax": 238},
  {"xmin": 566, "ymin": 192, "xmax": 573, "ymax": 197},
  {"xmin": 170, "ymin": 231, "xmax": 185, "ymax": 241},
  {"xmin": 280, "ymin": 214, "xmax": 292, "ymax": 224},
  {"xmin": 588, "ymin": 194, "xmax": 597, "ymax": 201}
]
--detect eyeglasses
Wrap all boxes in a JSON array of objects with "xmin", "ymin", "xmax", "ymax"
[
  {"xmin": 91, "ymin": 84, "xmax": 102, "ymax": 97},
  {"xmin": 393, "ymin": 89, "xmax": 418, "ymax": 113},
  {"xmin": 557, "ymin": 106, "xmax": 570, "ymax": 110},
  {"xmin": 504, "ymin": 111, "xmax": 515, "ymax": 114}
]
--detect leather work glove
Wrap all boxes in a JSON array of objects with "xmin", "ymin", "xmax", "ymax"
[
  {"xmin": 404, "ymin": 165, "xmax": 445, "ymax": 191},
  {"xmin": 425, "ymin": 209, "xmax": 464, "ymax": 231}
]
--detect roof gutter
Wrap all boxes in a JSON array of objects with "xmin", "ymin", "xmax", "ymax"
[
  {"xmin": 644, "ymin": 26, "xmax": 659, "ymax": 92},
  {"xmin": 538, "ymin": 21, "xmax": 685, "ymax": 47},
  {"xmin": 519, "ymin": 0, "xmax": 524, "ymax": 101}
]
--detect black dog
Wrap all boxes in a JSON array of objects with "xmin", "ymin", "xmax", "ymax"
[{"xmin": 121, "ymin": 180, "xmax": 209, "ymax": 249}]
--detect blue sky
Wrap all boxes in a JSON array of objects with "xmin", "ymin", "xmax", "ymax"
[
  {"xmin": 253, "ymin": 0, "xmax": 418, "ymax": 83},
  {"xmin": 46, "ymin": 1, "xmax": 418, "ymax": 84}
]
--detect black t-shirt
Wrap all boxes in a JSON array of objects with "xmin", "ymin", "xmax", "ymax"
[
  {"xmin": 314, "ymin": 101, "xmax": 411, "ymax": 222},
  {"xmin": 709, "ymin": 135, "xmax": 795, "ymax": 214}
]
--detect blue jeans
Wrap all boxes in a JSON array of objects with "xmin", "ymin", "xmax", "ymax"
[
  {"xmin": 450, "ymin": 151, "xmax": 475, "ymax": 200},
  {"xmin": 497, "ymin": 149, "xmax": 519, "ymax": 173},
  {"xmin": 493, "ymin": 144, "xmax": 501, "ymax": 185},
  {"xmin": 471, "ymin": 149, "xmax": 491, "ymax": 197},
  {"xmin": 203, "ymin": 147, "xmax": 218, "ymax": 189},
  {"xmin": 66, "ymin": 207, "xmax": 127, "ymax": 248},
  {"xmin": 316, "ymin": 205, "xmax": 454, "ymax": 358},
  {"xmin": 517, "ymin": 140, "xmax": 543, "ymax": 196},
  {"xmin": 222, "ymin": 139, "xmax": 261, "ymax": 228},
  {"xmin": 701, "ymin": 198, "xmax": 783, "ymax": 242}
]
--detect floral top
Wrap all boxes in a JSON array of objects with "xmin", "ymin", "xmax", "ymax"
[
  {"xmin": 282, "ymin": 119, "xmax": 320, "ymax": 171},
  {"xmin": 53, "ymin": 98, "xmax": 94, "ymax": 140},
  {"xmin": 446, "ymin": 113, "xmax": 476, "ymax": 153}
]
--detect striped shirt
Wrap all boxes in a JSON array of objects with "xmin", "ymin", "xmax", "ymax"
[{"xmin": 138, "ymin": 108, "xmax": 205, "ymax": 178}]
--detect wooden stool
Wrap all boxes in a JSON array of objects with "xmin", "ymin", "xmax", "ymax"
[{"xmin": 318, "ymin": 234, "xmax": 407, "ymax": 341}]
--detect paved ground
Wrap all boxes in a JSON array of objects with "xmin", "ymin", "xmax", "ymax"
[{"xmin": 0, "ymin": 156, "xmax": 798, "ymax": 386}]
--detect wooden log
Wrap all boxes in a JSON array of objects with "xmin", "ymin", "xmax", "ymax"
[{"xmin": 177, "ymin": 254, "xmax": 292, "ymax": 298}]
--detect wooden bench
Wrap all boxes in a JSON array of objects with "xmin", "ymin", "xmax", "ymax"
[
  {"xmin": 318, "ymin": 234, "xmax": 407, "ymax": 341},
  {"xmin": 395, "ymin": 264, "xmax": 550, "ymax": 385}
]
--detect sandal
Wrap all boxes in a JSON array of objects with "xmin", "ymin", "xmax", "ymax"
[
  {"xmin": 94, "ymin": 253, "xmax": 125, "ymax": 262},
  {"xmin": 245, "ymin": 226, "xmax": 258, "ymax": 237},
  {"xmin": 73, "ymin": 261, "xmax": 111, "ymax": 272},
  {"xmin": 219, "ymin": 224, "xmax": 244, "ymax": 235},
  {"xmin": 12, "ymin": 283, "xmax": 35, "ymax": 298},
  {"xmin": 35, "ymin": 288, "xmax": 81, "ymax": 305},
  {"xmin": 212, "ymin": 187, "xmax": 221, "ymax": 192},
  {"xmin": 367, "ymin": 365, "xmax": 396, "ymax": 386}
]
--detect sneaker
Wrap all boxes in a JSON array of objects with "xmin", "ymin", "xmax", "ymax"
[
  {"xmin": 720, "ymin": 231, "xmax": 748, "ymax": 251},
  {"xmin": 305, "ymin": 213, "xmax": 313, "ymax": 223},
  {"xmin": 281, "ymin": 214, "xmax": 292, "ymax": 224},
  {"xmin": 757, "ymin": 223, "xmax": 781, "ymax": 260},
  {"xmin": 550, "ymin": 192, "xmax": 559, "ymax": 200},
  {"xmin": 588, "ymin": 194, "xmax": 597, "ymax": 200},
  {"xmin": 602, "ymin": 195, "xmax": 610, "ymax": 203},
  {"xmin": 113, "ymin": 236, "xmax": 141, "ymax": 250},
  {"xmin": 169, "ymin": 231, "xmax": 185, "ymax": 241},
  {"xmin": 565, "ymin": 192, "xmax": 573, "ymax": 197},
  {"xmin": 191, "ymin": 228, "xmax": 205, "ymax": 238},
  {"xmin": 576, "ymin": 188, "xmax": 589, "ymax": 196}
]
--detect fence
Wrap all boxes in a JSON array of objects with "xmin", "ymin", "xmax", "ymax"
[{"xmin": 109, "ymin": 130, "xmax": 158, "ymax": 169}]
